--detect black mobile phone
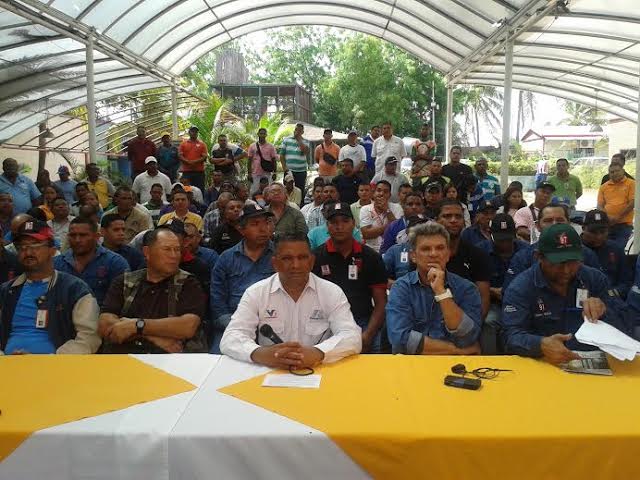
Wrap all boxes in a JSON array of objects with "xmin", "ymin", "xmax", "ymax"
[{"xmin": 444, "ymin": 375, "xmax": 482, "ymax": 390}]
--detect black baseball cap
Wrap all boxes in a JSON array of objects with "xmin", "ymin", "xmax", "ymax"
[
  {"xmin": 490, "ymin": 213, "xmax": 515, "ymax": 241},
  {"xmin": 537, "ymin": 181, "xmax": 556, "ymax": 192},
  {"xmin": 478, "ymin": 200, "xmax": 497, "ymax": 213},
  {"xmin": 325, "ymin": 202, "xmax": 354, "ymax": 221},
  {"xmin": 583, "ymin": 209, "xmax": 609, "ymax": 230},
  {"xmin": 407, "ymin": 214, "xmax": 429, "ymax": 229},
  {"xmin": 424, "ymin": 182, "xmax": 442, "ymax": 193},
  {"xmin": 15, "ymin": 219, "xmax": 54, "ymax": 242},
  {"xmin": 385, "ymin": 156, "xmax": 399, "ymax": 165},
  {"xmin": 156, "ymin": 218, "xmax": 186, "ymax": 236},
  {"xmin": 239, "ymin": 204, "xmax": 274, "ymax": 223}
]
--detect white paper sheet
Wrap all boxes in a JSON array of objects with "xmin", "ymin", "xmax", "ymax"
[
  {"xmin": 575, "ymin": 320, "xmax": 640, "ymax": 361},
  {"xmin": 262, "ymin": 373, "xmax": 322, "ymax": 389}
]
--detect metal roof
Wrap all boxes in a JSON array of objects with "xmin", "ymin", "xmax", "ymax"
[{"xmin": 0, "ymin": 0, "xmax": 638, "ymax": 145}]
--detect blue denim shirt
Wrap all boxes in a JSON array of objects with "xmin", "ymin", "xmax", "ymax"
[
  {"xmin": 503, "ymin": 241, "xmax": 600, "ymax": 292},
  {"xmin": 386, "ymin": 270, "xmax": 482, "ymax": 354},
  {"xmin": 54, "ymin": 245, "xmax": 129, "ymax": 305},
  {"xmin": 501, "ymin": 263, "xmax": 631, "ymax": 357},
  {"xmin": 488, "ymin": 239, "xmax": 528, "ymax": 288},
  {"xmin": 0, "ymin": 174, "xmax": 40, "ymax": 214},
  {"xmin": 383, "ymin": 242, "xmax": 412, "ymax": 280},
  {"xmin": 587, "ymin": 240, "xmax": 632, "ymax": 299},
  {"xmin": 197, "ymin": 246, "xmax": 219, "ymax": 269},
  {"xmin": 210, "ymin": 240, "xmax": 275, "ymax": 319},
  {"xmin": 460, "ymin": 224, "xmax": 492, "ymax": 251}
]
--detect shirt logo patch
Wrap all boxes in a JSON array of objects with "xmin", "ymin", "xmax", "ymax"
[
  {"xmin": 310, "ymin": 309, "xmax": 325, "ymax": 320},
  {"xmin": 265, "ymin": 309, "xmax": 278, "ymax": 318},
  {"xmin": 504, "ymin": 305, "xmax": 517, "ymax": 313}
]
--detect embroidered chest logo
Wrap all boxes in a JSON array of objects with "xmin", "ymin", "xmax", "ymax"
[{"xmin": 265, "ymin": 309, "xmax": 278, "ymax": 318}]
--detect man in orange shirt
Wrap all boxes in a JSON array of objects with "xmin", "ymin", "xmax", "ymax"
[
  {"xmin": 598, "ymin": 162, "xmax": 635, "ymax": 249},
  {"xmin": 178, "ymin": 126, "xmax": 208, "ymax": 192},
  {"xmin": 314, "ymin": 129, "xmax": 340, "ymax": 182}
]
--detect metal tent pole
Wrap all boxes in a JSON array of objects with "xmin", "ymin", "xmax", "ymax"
[
  {"xmin": 445, "ymin": 85, "xmax": 453, "ymax": 163},
  {"xmin": 500, "ymin": 40, "xmax": 514, "ymax": 190},
  {"xmin": 86, "ymin": 30, "xmax": 97, "ymax": 165}
]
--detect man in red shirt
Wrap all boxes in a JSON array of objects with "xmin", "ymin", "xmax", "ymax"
[
  {"xmin": 178, "ymin": 126, "xmax": 208, "ymax": 192},
  {"xmin": 127, "ymin": 126, "xmax": 157, "ymax": 179}
]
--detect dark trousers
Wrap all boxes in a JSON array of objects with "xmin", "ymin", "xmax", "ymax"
[
  {"xmin": 181, "ymin": 171, "xmax": 205, "ymax": 192},
  {"xmin": 292, "ymin": 171, "xmax": 307, "ymax": 199}
]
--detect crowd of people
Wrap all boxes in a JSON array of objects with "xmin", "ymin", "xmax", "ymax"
[{"xmin": 0, "ymin": 121, "xmax": 638, "ymax": 371}]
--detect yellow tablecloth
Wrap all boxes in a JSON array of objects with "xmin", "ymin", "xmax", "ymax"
[
  {"xmin": 0, "ymin": 355, "xmax": 195, "ymax": 462},
  {"xmin": 221, "ymin": 355, "xmax": 640, "ymax": 479}
]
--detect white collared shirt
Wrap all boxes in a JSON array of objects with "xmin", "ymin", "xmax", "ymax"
[
  {"xmin": 359, "ymin": 202, "xmax": 403, "ymax": 252},
  {"xmin": 220, "ymin": 273, "xmax": 362, "ymax": 363}
]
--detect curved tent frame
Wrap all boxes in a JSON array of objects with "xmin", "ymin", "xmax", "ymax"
[{"xmin": 0, "ymin": 0, "xmax": 637, "ymax": 144}]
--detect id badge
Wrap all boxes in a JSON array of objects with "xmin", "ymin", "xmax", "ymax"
[
  {"xmin": 400, "ymin": 251, "xmax": 409, "ymax": 263},
  {"xmin": 35, "ymin": 309, "xmax": 48, "ymax": 329},
  {"xmin": 348, "ymin": 264, "xmax": 358, "ymax": 280},
  {"xmin": 576, "ymin": 288, "xmax": 588, "ymax": 308},
  {"xmin": 321, "ymin": 264, "xmax": 331, "ymax": 276}
]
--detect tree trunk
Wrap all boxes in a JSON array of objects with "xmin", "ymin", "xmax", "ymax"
[
  {"xmin": 38, "ymin": 122, "xmax": 47, "ymax": 175},
  {"xmin": 474, "ymin": 109, "xmax": 480, "ymax": 147},
  {"xmin": 516, "ymin": 91, "xmax": 522, "ymax": 142}
]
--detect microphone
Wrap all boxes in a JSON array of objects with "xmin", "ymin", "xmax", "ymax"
[{"xmin": 259, "ymin": 324, "xmax": 283, "ymax": 344}]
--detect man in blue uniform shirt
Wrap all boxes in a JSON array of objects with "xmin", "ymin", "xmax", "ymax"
[
  {"xmin": 386, "ymin": 222, "xmax": 482, "ymax": 355},
  {"xmin": 460, "ymin": 200, "xmax": 496, "ymax": 250},
  {"xmin": 580, "ymin": 209, "xmax": 632, "ymax": 299},
  {"xmin": 383, "ymin": 214, "xmax": 428, "ymax": 281},
  {"xmin": 54, "ymin": 217, "xmax": 129, "ymax": 306},
  {"xmin": 503, "ymin": 204, "xmax": 600, "ymax": 291},
  {"xmin": 501, "ymin": 223, "xmax": 631, "ymax": 364}
]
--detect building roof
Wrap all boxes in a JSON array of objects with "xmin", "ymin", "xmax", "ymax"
[{"xmin": 521, "ymin": 126, "xmax": 605, "ymax": 142}]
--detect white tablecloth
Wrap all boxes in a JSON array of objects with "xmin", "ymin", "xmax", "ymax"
[{"xmin": 0, "ymin": 355, "xmax": 367, "ymax": 480}]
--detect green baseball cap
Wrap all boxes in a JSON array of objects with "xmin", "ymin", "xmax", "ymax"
[{"xmin": 538, "ymin": 223, "xmax": 583, "ymax": 264}]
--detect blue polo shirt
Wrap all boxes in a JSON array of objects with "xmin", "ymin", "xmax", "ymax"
[
  {"xmin": 503, "ymin": 241, "xmax": 601, "ymax": 292},
  {"xmin": 488, "ymin": 239, "xmax": 528, "ymax": 288},
  {"xmin": 197, "ymin": 246, "xmax": 219, "ymax": 269},
  {"xmin": 475, "ymin": 173, "xmax": 500, "ymax": 200},
  {"xmin": 460, "ymin": 224, "xmax": 492, "ymax": 251},
  {"xmin": 467, "ymin": 185, "xmax": 485, "ymax": 220},
  {"xmin": 53, "ymin": 179, "xmax": 77, "ymax": 204},
  {"xmin": 0, "ymin": 174, "xmax": 40, "ymax": 214},
  {"xmin": 586, "ymin": 240, "xmax": 632, "ymax": 299},
  {"xmin": 54, "ymin": 246, "xmax": 129, "ymax": 305},
  {"xmin": 380, "ymin": 217, "xmax": 408, "ymax": 254},
  {"xmin": 210, "ymin": 241, "xmax": 275, "ymax": 319},
  {"xmin": 386, "ymin": 270, "xmax": 482, "ymax": 353},
  {"xmin": 4, "ymin": 279, "xmax": 54, "ymax": 354},
  {"xmin": 383, "ymin": 242, "xmax": 412, "ymax": 280},
  {"xmin": 501, "ymin": 263, "xmax": 632, "ymax": 357},
  {"xmin": 112, "ymin": 244, "xmax": 145, "ymax": 271}
]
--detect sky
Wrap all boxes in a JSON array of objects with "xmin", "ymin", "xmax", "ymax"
[{"xmin": 240, "ymin": 29, "xmax": 568, "ymax": 146}]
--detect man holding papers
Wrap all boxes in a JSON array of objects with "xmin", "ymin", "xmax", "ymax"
[
  {"xmin": 501, "ymin": 224, "xmax": 632, "ymax": 365},
  {"xmin": 220, "ymin": 232, "xmax": 362, "ymax": 369}
]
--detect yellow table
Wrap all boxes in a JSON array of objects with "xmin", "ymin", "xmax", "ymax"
[{"xmin": 221, "ymin": 354, "xmax": 640, "ymax": 480}]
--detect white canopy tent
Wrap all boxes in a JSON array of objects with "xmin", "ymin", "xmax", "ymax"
[{"xmin": 0, "ymin": 0, "xmax": 639, "ymax": 247}]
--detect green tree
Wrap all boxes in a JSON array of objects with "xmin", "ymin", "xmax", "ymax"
[
  {"xmin": 459, "ymin": 86, "xmax": 503, "ymax": 147},
  {"xmin": 560, "ymin": 100, "xmax": 605, "ymax": 127},
  {"xmin": 516, "ymin": 90, "xmax": 536, "ymax": 142},
  {"xmin": 244, "ymin": 27, "xmax": 343, "ymax": 96}
]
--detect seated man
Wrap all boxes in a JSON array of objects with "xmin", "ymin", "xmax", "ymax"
[
  {"xmin": 380, "ymin": 191, "xmax": 425, "ymax": 254},
  {"xmin": 501, "ymin": 224, "xmax": 632, "ymax": 364},
  {"xmin": 503, "ymin": 204, "xmax": 600, "ymax": 292},
  {"xmin": 54, "ymin": 217, "xmax": 129, "ymax": 306},
  {"xmin": 103, "ymin": 186, "xmax": 154, "ymax": 243},
  {"xmin": 221, "ymin": 232, "xmax": 362, "ymax": 367},
  {"xmin": 312, "ymin": 202, "xmax": 387, "ymax": 353},
  {"xmin": 383, "ymin": 214, "xmax": 428, "ymax": 282},
  {"xmin": 460, "ymin": 200, "xmax": 496, "ymax": 250},
  {"xmin": 360, "ymin": 180, "xmax": 403, "ymax": 253},
  {"xmin": 99, "ymin": 228, "xmax": 206, "ymax": 353},
  {"xmin": 386, "ymin": 222, "xmax": 482, "ymax": 355},
  {"xmin": 100, "ymin": 213, "xmax": 145, "ymax": 271},
  {"xmin": 0, "ymin": 220, "xmax": 100, "ymax": 354},
  {"xmin": 182, "ymin": 222, "xmax": 218, "ymax": 270},
  {"xmin": 308, "ymin": 200, "xmax": 363, "ymax": 250},
  {"xmin": 580, "ymin": 209, "xmax": 632, "ymax": 299},
  {"xmin": 210, "ymin": 204, "xmax": 276, "ymax": 353}
]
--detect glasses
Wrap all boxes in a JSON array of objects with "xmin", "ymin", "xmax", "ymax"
[
  {"xmin": 451, "ymin": 364, "xmax": 512, "ymax": 380},
  {"xmin": 16, "ymin": 242, "xmax": 49, "ymax": 253}
]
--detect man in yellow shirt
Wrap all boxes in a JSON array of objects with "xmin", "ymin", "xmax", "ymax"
[
  {"xmin": 158, "ymin": 189, "xmax": 203, "ymax": 232},
  {"xmin": 85, "ymin": 163, "xmax": 115, "ymax": 209},
  {"xmin": 597, "ymin": 162, "xmax": 635, "ymax": 249}
]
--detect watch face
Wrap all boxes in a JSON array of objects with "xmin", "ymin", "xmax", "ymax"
[{"xmin": 136, "ymin": 319, "xmax": 144, "ymax": 329}]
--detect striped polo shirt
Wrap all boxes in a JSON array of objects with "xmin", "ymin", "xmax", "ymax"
[{"xmin": 280, "ymin": 136, "xmax": 309, "ymax": 172}]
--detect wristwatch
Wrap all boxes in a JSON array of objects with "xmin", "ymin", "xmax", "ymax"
[
  {"xmin": 434, "ymin": 289, "xmax": 453, "ymax": 303},
  {"xmin": 136, "ymin": 318, "xmax": 145, "ymax": 336}
]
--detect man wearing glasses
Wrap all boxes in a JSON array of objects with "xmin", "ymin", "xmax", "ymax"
[{"xmin": 0, "ymin": 220, "xmax": 101, "ymax": 354}]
